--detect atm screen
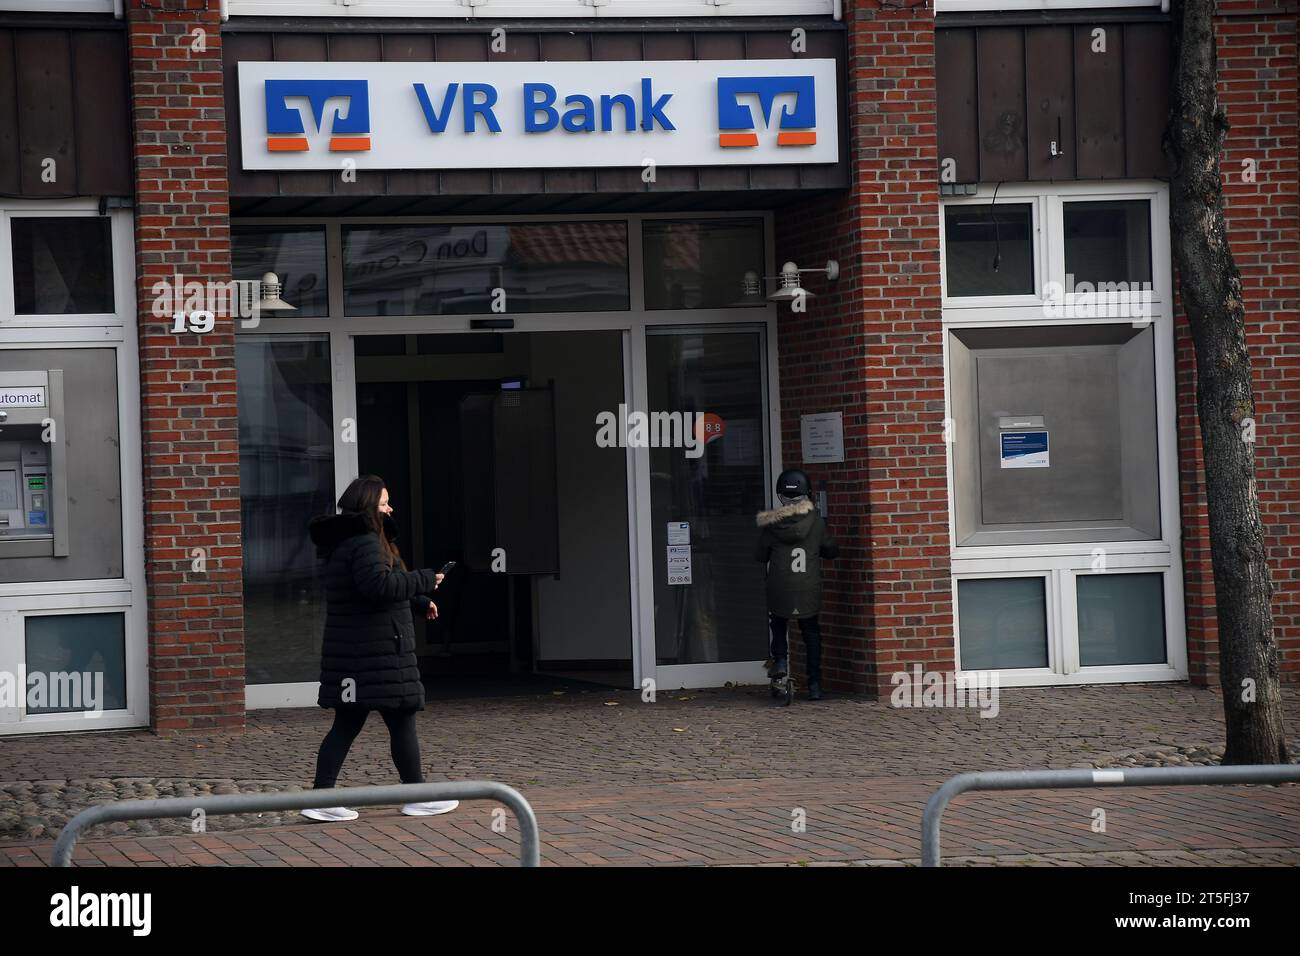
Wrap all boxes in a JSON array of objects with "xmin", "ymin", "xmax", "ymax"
[{"xmin": 0, "ymin": 468, "xmax": 17, "ymax": 511}]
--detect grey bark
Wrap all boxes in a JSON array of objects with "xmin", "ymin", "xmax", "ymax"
[{"xmin": 1163, "ymin": 0, "xmax": 1287, "ymax": 763}]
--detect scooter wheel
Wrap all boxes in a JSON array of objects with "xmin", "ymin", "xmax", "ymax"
[{"xmin": 783, "ymin": 682, "xmax": 794, "ymax": 706}]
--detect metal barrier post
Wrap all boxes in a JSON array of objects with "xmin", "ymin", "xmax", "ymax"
[
  {"xmin": 922, "ymin": 763, "xmax": 1300, "ymax": 867},
  {"xmin": 52, "ymin": 780, "xmax": 540, "ymax": 867}
]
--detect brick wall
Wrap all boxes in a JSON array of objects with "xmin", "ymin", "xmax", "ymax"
[
  {"xmin": 128, "ymin": 0, "xmax": 244, "ymax": 730},
  {"xmin": 1177, "ymin": 0, "xmax": 1300, "ymax": 684},
  {"xmin": 777, "ymin": 0, "xmax": 945, "ymax": 697}
]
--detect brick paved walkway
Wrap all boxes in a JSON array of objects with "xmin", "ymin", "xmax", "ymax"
[{"xmin": 2, "ymin": 684, "xmax": 1297, "ymax": 867}]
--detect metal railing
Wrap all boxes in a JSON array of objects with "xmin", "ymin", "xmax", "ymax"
[
  {"xmin": 52, "ymin": 780, "xmax": 540, "ymax": 867},
  {"xmin": 922, "ymin": 763, "xmax": 1300, "ymax": 867}
]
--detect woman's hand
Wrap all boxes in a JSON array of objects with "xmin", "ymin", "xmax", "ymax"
[
  {"xmin": 434, "ymin": 573, "xmax": 445, "ymax": 589},
  {"xmin": 426, "ymin": 602, "xmax": 439, "ymax": 621}
]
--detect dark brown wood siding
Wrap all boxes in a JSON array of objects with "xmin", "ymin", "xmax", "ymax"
[
  {"xmin": 224, "ymin": 25, "xmax": 849, "ymax": 204},
  {"xmin": 0, "ymin": 25, "xmax": 131, "ymax": 197},
  {"xmin": 936, "ymin": 20, "xmax": 1170, "ymax": 184}
]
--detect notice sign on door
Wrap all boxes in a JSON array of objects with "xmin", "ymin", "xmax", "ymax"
[
  {"xmin": 1000, "ymin": 430, "xmax": 1050, "ymax": 469},
  {"xmin": 667, "ymin": 545, "xmax": 693, "ymax": 585},
  {"xmin": 0, "ymin": 386, "xmax": 46, "ymax": 408}
]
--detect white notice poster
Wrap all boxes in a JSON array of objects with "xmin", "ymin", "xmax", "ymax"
[
  {"xmin": 667, "ymin": 522, "xmax": 690, "ymax": 546},
  {"xmin": 666, "ymin": 545, "xmax": 693, "ymax": 585},
  {"xmin": 800, "ymin": 411, "xmax": 845, "ymax": 464}
]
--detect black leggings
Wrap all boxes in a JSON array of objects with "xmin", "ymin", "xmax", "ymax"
[{"xmin": 313, "ymin": 708, "xmax": 424, "ymax": 789}]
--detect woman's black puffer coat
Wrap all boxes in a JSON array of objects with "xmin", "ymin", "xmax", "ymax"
[{"xmin": 307, "ymin": 511, "xmax": 438, "ymax": 712}]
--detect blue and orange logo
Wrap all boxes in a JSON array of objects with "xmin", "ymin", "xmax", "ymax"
[
  {"xmin": 264, "ymin": 79, "xmax": 372, "ymax": 153},
  {"xmin": 716, "ymin": 76, "xmax": 817, "ymax": 149}
]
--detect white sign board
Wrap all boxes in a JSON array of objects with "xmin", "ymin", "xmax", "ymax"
[
  {"xmin": 667, "ymin": 522, "xmax": 690, "ymax": 546},
  {"xmin": 0, "ymin": 386, "xmax": 46, "ymax": 408},
  {"xmin": 239, "ymin": 59, "xmax": 839, "ymax": 171},
  {"xmin": 667, "ymin": 545, "xmax": 693, "ymax": 585},
  {"xmin": 800, "ymin": 411, "xmax": 845, "ymax": 464}
]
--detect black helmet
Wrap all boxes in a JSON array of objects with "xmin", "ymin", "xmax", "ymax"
[{"xmin": 775, "ymin": 468, "xmax": 811, "ymax": 500}]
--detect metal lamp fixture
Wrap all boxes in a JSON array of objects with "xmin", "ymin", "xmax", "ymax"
[
  {"xmin": 257, "ymin": 272, "xmax": 297, "ymax": 312},
  {"xmin": 739, "ymin": 260, "xmax": 840, "ymax": 304}
]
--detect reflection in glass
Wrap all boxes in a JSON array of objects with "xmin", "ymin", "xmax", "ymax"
[
  {"xmin": 11, "ymin": 217, "xmax": 114, "ymax": 314},
  {"xmin": 342, "ymin": 222, "xmax": 629, "ymax": 315},
  {"xmin": 943, "ymin": 203, "xmax": 1034, "ymax": 297},
  {"xmin": 236, "ymin": 335, "xmax": 335, "ymax": 684},
  {"xmin": 1078, "ymin": 573, "xmax": 1165, "ymax": 666},
  {"xmin": 648, "ymin": 329, "xmax": 768, "ymax": 665},
  {"xmin": 24, "ymin": 613, "xmax": 126, "ymax": 713},
  {"xmin": 957, "ymin": 577, "xmax": 1048, "ymax": 670},
  {"xmin": 1063, "ymin": 200, "xmax": 1152, "ymax": 286},
  {"xmin": 232, "ymin": 226, "xmax": 329, "ymax": 318},
  {"xmin": 642, "ymin": 218, "xmax": 765, "ymax": 309}
]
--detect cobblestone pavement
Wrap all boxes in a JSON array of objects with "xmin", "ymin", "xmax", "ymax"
[{"xmin": 1, "ymin": 684, "xmax": 1297, "ymax": 866}]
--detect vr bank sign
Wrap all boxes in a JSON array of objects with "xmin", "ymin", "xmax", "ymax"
[{"xmin": 239, "ymin": 60, "xmax": 838, "ymax": 170}]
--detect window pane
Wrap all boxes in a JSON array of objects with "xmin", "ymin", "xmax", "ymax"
[
  {"xmin": 11, "ymin": 217, "xmax": 114, "ymax": 314},
  {"xmin": 648, "ymin": 329, "xmax": 769, "ymax": 664},
  {"xmin": 236, "ymin": 334, "xmax": 335, "ymax": 685},
  {"xmin": 1063, "ymin": 200, "xmax": 1151, "ymax": 286},
  {"xmin": 957, "ymin": 577, "xmax": 1048, "ymax": 670},
  {"xmin": 943, "ymin": 203, "xmax": 1034, "ymax": 297},
  {"xmin": 232, "ymin": 226, "xmax": 329, "ymax": 318},
  {"xmin": 342, "ymin": 222, "xmax": 629, "ymax": 316},
  {"xmin": 642, "ymin": 218, "xmax": 765, "ymax": 309},
  {"xmin": 1078, "ymin": 573, "xmax": 1165, "ymax": 666},
  {"xmin": 24, "ymin": 612, "xmax": 126, "ymax": 713}
]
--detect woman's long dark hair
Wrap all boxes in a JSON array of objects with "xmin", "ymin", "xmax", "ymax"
[{"xmin": 337, "ymin": 474, "xmax": 405, "ymax": 568}]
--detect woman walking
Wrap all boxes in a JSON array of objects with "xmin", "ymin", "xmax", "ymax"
[{"xmin": 301, "ymin": 474, "xmax": 455, "ymax": 822}]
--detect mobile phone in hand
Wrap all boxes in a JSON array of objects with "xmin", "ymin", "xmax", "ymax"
[{"xmin": 437, "ymin": 561, "xmax": 457, "ymax": 576}]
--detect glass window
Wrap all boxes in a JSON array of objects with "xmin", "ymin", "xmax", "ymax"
[
  {"xmin": 1063, "ymin": 200, "xmax": 1152, "ymax": 286},
  {"xmin": 11, "ymin": 217, "xmax": 114, "ymax": 315},
  {"xmin": 24, "ymin": 612, "xmax": 127, "ymax": 714},
  {"xmin": 1077, "ymin": 573, "xmax": 1165, "ymax": 666},
  {"xmin": 642, "ymin": 218, "xmax": 765, "ymax": 310},
  {"xmin": 236, "ymin": 334, "xmax": 335, "ymax": 685},
  {"xmin": 342, "ymin": 222, "xmax": 629, "ymax": 316},
  {"xmin": 943, "ymin": 203, "xmax": 1034, "ymax": 297},
  {"xmin": 232, "ymin": 226, "xmax": 329, "ymax": 318},
  {"xmin": 957, "ymin": 577, "xmax": 1049, "ymax": 670},
  {"xmin": 647, "ymin": 328, "xmax": 769, "ymax": 665}
]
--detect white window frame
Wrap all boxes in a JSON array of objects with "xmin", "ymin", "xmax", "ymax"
[
  {"xmin": 0, "ymin": 200, "xmax": 148, "ymax": 735},
  {"xmin": 941, "ymin": 180, "xmax": 1186, "ymax": 688},
  {"xmin": 0, "ymin": 1, "xmax": 118, "ymax": 13}
]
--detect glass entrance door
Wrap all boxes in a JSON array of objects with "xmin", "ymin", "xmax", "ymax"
[{"xmin": 646, "ymin": 325, "xmax": 771, "ymax": 688}]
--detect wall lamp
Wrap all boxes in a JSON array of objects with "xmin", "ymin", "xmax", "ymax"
[
  {"xmin": 740, "ymin": 259, "xmax": 840, "ymax": 304},
  {"xmin": 257, "ymin": 272, "xmax": 297, "ymax": 312}
]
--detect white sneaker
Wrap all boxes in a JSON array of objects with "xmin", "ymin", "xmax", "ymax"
[
  {"xmin": 300, "ymin": 806, "xmax": 359, "ymax": 823},
  {"xmin": 401, "ymin": 800, "xmax": 459, "ymax": 816}
]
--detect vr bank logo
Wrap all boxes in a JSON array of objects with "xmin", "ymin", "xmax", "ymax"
[
  {"xmin": 716, "ymin": 76, "xmax": 817, "ymax": 149},
  {"xmin": 264, "ymin": 79, "xmax": 372, "ymax": 153}
]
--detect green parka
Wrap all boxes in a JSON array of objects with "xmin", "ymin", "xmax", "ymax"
[{"xmin": 754, "ymin": 497, "xmax": 839, "ymax": 619}]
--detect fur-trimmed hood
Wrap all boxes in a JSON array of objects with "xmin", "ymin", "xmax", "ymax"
[
  {"xmin": 756, "ymin": 497, "xmax": 814, "ymax": 527},
  {"xmin": 308, "ymin": 511, "xmax": 398, "ymax": 555}
]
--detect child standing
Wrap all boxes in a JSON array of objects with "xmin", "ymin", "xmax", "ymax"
[{"xmin": 755, "ymin": 469, "xmax": 839, "ymax": 700}]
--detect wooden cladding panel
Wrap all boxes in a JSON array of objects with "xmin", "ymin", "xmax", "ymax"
[{"xmin": 937, "ymin": 21, "xmax": 1170, "ymax": 184}]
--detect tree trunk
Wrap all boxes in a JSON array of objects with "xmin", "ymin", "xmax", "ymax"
[{"xmin": 1164, "ymin": 0, "xmax": 1287, "ymax": 764}]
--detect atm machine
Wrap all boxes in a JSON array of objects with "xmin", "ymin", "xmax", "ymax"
[{"xmin": 0, "ymin": 369, "xmax": 68, "ymax": 558}]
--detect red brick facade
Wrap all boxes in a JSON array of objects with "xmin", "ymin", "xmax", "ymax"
[
  {"xmin": 1176, "ymin": 0, "xmax": 1299, "ymax": 686},
  {"xmin": 102, "ymin": 0, "xmax": 1298, "ymax": 730},
  {"xmin": 127, "ymin": 0, "xmax": 244, "ymax": 731},
  {"xmin": 777, "ymin": 1, "xmax": 947, "ymax": 698}
]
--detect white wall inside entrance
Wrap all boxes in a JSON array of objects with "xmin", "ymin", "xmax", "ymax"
[{"xmin": 531, "ymin": 331, "xmax": 632, "ymax": 662}]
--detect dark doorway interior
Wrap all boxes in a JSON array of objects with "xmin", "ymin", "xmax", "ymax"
[{"xmin": 354, "ymin": 332, "xmax": 634, "ymax": 692}]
